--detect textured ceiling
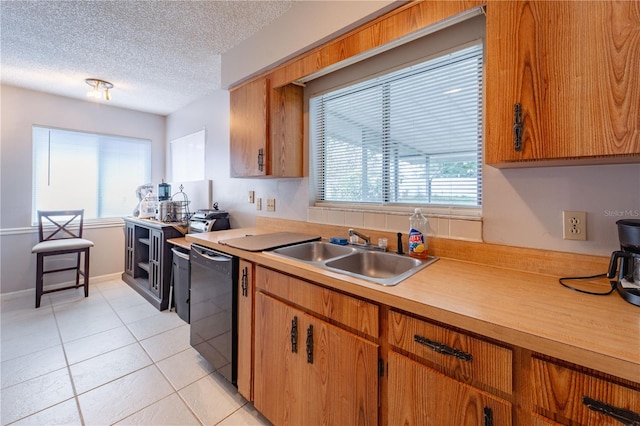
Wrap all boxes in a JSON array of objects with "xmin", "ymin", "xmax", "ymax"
[{"xmin": 1, "ymin": 0, "xmax": 295, "ymax": 115}]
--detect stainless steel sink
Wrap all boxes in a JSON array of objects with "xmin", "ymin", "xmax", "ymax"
[
  {"xmin": 272, "ymin": 241, "xmax": 356, "ymax": 262},
  {"xmin": 325, "ymin": 250, "xmax": 437, "ymax": 286},
  {"xmin": 270, "ymin": 241, "xmax": 437, "ymax": 286}
]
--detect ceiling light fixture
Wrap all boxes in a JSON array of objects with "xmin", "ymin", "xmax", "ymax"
[{"xmin": 85, "ymin": 78, "xmax": 113, "ymax": 101}]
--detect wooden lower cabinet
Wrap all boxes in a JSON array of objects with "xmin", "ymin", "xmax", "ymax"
[
  {"xmin": 237, "ymin": 260, "xmax": 253, "ymax": 400},
  {"xmin": 253, "ymin": 292, "xmax": 379, "ymax": 426},
  {"xmin": 388, "ymin": 352, "xmax": 512, "ymax": 425},
  {"xmin": 531, "ymin": 356, "xmax": 640, "ymax": 425}
]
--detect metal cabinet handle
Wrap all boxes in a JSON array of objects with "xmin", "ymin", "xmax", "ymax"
[
  {"xmin": 241, "ymin": 267, "xmax": 248, "ymax": 297},
  {"xmin": 414, "ymin": 334, "xmax": 473, "ymax": 362},
  {"xmin": 258, "ymin": 148, "xmax": 264, "ymax": 172},
  {"xmin": 513, "ymin": 103, "xmax": 523, "ymax": 151},
  {"xmin": 583, "ymin": 396, "xmax": 640, "ymax": 425},
  {"xmin": 306, "ymin": 325, "xmax": 314, "ymax": 364},
  {"xmin": 291, "ymin": 316, "xmax": 298, "ymax": 353},
  {"xmin": 484, "ymin": 406, "xmax": 493, "ymax": 426}
]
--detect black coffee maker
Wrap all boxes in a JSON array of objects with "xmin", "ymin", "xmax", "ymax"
[{"xmin": 608, "ymin": 219, "xmax": 640, "ymax": 306}]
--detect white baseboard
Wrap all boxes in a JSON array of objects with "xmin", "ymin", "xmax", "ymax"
[{"xmin": 0, "ymin": 272, "xmax": 123, "ymax": 301}]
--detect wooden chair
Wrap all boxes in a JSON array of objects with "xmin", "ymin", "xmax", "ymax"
[{"xmin": 31, "ymin": 210, "xmax": 94, "ymax": 308}]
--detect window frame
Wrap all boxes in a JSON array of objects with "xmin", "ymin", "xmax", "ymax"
[
  {"xmin": 31, "ymin": 125, "xmax": 152, "ymax": 224},
  {"xmin": 308, "ymin": 38, "xmax": 485, "ymax": 218}
]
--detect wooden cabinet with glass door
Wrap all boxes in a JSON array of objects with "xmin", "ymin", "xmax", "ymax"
[{"xmin": 485, "ymin": 0, "xmax": 640, "ymax": 166}]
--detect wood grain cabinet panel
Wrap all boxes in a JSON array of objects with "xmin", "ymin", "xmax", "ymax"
[
  {"xmin": 229, "ymin": 78, "xmax": 303, "ymax": 178},
  {"xmin": 388, "ymin": 352, "xmax": 512, "ymax": 426},
  {"xmin": 254, "ymin": 292, "xmax": 379, "ymax": 426},
  {"xmin": 256, "ymin": 266, "xmax": 379, "ymax": 338},
  {"xmin": 237, "ymin": 259, "xmax": 253, "ymax": 400},
  {"xmin": 388, "ymin": 309, "xmax": 512, "ymax": 396},
  {"xmin": 485, "ymin": 0, "xmax": 640, "ymax": 166},
  {"xmin": 531, "ymin": 356, "xmax": 640, "ymax": 425}
]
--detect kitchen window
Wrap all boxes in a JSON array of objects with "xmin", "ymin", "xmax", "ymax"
[
  {"xmin": 32, "ymin": 126, "xmax": 151, "ymax": 223},
  {"xmin": 308, "ymin": 14, "xmax": 484, "ymax": 215}
]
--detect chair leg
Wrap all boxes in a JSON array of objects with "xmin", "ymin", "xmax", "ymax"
[
  {"xmin": 35, "ymin": 254, "xmax": 43, "ymax": 308},
  {"xmin": 84, "ymin": 248, "xmax": 90, "ymax": 298},
  {"xmin": 75, "ymin": 252, "xmax": 81, "ymax": 288}
]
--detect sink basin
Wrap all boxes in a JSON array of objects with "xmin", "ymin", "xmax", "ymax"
[
  {"xmin": 270, "ymin": 240, "xmax": 437, "ymax": 286},
  {"xmin": 272, "ymin": 241, "xmax": 356, "ymax": 262},
  {"xmin": 325, "ymin": 251, "xmax": 437, "ymax": 286}
]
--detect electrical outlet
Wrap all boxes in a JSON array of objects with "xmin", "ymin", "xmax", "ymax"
[
  {"xmin": 563, "ymin": 211, "xmax": 587, "ymax": 241},
  {"xmin": 266, "ymin": 198, "xmax": 276, "ymax": 212},
  {"xmin": 248, "ymin": 190, "xmax": 255, "ymax": 204},
  {"xmin": 256, "ymin": 198, "xmax": 262, "ymax": 210}
]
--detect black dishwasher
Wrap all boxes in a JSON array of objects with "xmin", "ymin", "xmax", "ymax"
[{"xmin": 189, "ymin": 244, "xmax": 238, "ymax": 386}]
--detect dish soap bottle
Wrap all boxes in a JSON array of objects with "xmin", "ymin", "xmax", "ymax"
[{"xmin": 408, "ymin": 208, "xmax": 428, "ymax": 259}]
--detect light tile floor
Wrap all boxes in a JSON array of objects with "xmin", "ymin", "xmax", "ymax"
[{"xmin": 0, "ymin": 279, "xmax": 271, "ymax": 426}]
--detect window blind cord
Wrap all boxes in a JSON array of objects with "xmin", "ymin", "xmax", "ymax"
[{"xmin": 558, "ymin": 273, "xmax": 616, "ymax": 296}]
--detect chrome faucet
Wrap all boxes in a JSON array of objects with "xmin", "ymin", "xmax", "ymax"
[{"xmin": 348, "ymin": 228, "xmax": 370, "ymax": 245}]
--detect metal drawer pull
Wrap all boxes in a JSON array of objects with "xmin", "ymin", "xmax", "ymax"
[
  {"xmin": 413, "ymin": 334, "xmax": 473, "ymax": 362},
  {"xmin": 582, "ymin": 396, "xmax": 640, "ymax": 426},
  {"xmin": 291, "ymin": 316, "xmax": 298, "ymax": 353},
  {"xmin": 306, "ymin": 325, "xmax": 314, "ymax": 364}
]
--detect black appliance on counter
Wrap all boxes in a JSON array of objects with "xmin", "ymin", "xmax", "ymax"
[
  {"xmin": 189, "ymin": 209, "xmax": 230, "ymax": 234},
  {"xmin": 189, "ymin": 244, "xmax": 238, "ymax": 385},
  {"xmin": 608, "ymin": 219, "xmax": 640, "ymax": 307}
]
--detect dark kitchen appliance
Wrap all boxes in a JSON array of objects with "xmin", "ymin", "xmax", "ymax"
[
  {"xmin": 189, "ymin": 209, "xmax": 230, "ymax": 234},
  {"xmin": 608, "ymin": 219, "xmax": 640, "ymax": 307},
  {"xmin": 189, "ymin": 244, "xmax": 238, "ymax": 385}
]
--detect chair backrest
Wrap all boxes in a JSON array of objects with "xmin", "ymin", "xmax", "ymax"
[{"xmin": 37, "ymin": 210, "xmax": 85, "ymax": 242}]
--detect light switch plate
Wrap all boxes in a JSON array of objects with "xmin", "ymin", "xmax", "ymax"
[
  {"xmin": 256, "ymin": 198, "xmax": 262, "ymax": 210},
  {"xmin": 248, "ymin": 190, "xmax": 255, "ymax": 204}
]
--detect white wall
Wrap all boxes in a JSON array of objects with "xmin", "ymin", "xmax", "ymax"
[
  {"xmin": 221, "ymin": 0, "xmax": 398, "ymax": 87},
  {"xmin": 165, "ymin": 90, "xmax": 308, "ymax": 229},
  {"xmin": 0, "ymin": 85, "xmax": 166, "ymax": 294}
]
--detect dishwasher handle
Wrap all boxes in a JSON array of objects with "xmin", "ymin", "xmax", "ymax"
[{"xmin": 192, "ymin": 244, "xmax": 232, "ymax": 263}]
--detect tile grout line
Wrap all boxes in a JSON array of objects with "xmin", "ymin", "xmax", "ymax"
[{"xmin": 50, "ymin": 298, "xmax": 87, "ymax": 426}]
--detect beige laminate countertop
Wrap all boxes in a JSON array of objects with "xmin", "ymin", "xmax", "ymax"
[{"xmin": 186, "ymin": 228, "xmax": 640, "ymax": 384}]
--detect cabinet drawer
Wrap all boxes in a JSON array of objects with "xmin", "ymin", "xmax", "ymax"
[
  {"xmin": 532, "ymin": 356, "xmax": 640, "ymax": 425},
  {"xmin": 256, "ymin": 266, "xmax": 379, "ymax": 338},
  {"xmin": 388, "ymin": 352, "xmax": 512, "ymax": 425},
  {"xmin": 388, "ymin": 310, "xmax": 512, "ymax": 395}
]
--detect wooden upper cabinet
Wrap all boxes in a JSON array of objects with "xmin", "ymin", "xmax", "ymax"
[
  {"xmin": 230, "ymin": 77, "xmax": 303, "ymax": 178},
  {"xmin": 485, "ymin": 0, "xmax": 640, "ymax": 166}
]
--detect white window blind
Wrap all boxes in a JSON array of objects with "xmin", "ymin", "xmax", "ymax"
[
  {"xmin": 310, "ymin": 43, "xmax": 483, "ymax": 207},
  {"xmin": 32, "ymin": 126, "xmax": 151, "ymax": 222}
]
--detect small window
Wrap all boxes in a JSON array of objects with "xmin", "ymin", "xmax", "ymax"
[
  {"xmin": 32, "ymin": 126, "xmax": 151, "ymax": 222},
  {"xmin": 310, "ymin": 42, "xmax": 483, "ymax": 209}
]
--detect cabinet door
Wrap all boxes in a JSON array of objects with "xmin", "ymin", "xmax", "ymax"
[
  {"xmin": 485, "ymin": 1, "xmax": 640, "ymax": 165},
  {"xmin": 388, "ymin": 352, "xmax": 512, "ymax": 426},
  {"xmin": 237, "ymin": 260, "xmax": 253, "ymax": 400},
  {"xmin": 254, "ymin": 292, "xmax": 379, "ymax": 426},
  {"xmin": 230, "ymin": 78, "xmax": 269, "ymax": 177},
  {"xmin": 124, "ymin": 222, "xmax": 135, "ymax": 276},
  {"xmin": 303, "ymin": 308, "xmax": 379, "ymax": 426},
  {"xmin": 149, "ymin": 229, "xmax": 162, "ymax": 297},
  {"xmin": 270, "ymin": 84, "xmax": 303, "ymax": 177},
  {"xmin": 532, "ymin": 356, "xmax": 640, "ymax": 425},
  {"xmin": 254, "ymin": 292, "xmax": 306, "ymax": 425}
]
